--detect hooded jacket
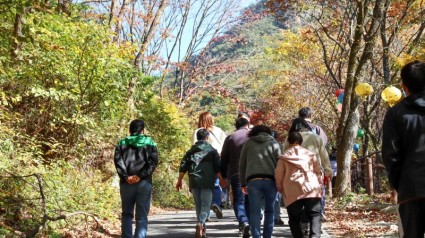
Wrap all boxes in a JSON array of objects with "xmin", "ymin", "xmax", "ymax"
[
  {"xmin": 382, "ymin": 90, "xmax": 425, "ymax": 203},
  {"xmin": 282, "ymin": 131, "xmax": 332, "ymax": 178},
  {"xmin": 114, "ymin": 134, "xmax": 159, "ymax": 184},
  {"xmin": 239, "ymin": 132, "xmax": 281, "ymax": 186},
  {"xmin": 275, "ymin": 145, "xmax": 323, "ymax": 207},
  {"xmin": 179, "ymin": 140, "xmax": 220, "ymax": 189}
]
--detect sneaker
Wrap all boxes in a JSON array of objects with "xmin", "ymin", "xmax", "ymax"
[
  {"xmin": 201, "ymin": 225, "xmax": 207, "ymax": 238},
  {"xmin": 211, "ymin": 204, "xmax": 223, "ymax": 219},
  {"xmin": 274, "ymin": 218, "xmax": 284, "ymax": 226},
  {"xmin": 195, "ymin": 223, "xmax": 203, "ymax": 238},
  {"xmin": 206, "ymin": 216, "xmax": 211, "ymax": 222},
  {"xmin": 242, "ymin": 222, "xmax": 250, "ymax": 238}
]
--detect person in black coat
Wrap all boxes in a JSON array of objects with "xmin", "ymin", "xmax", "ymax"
[{"xmin": 382, "ymin": 60, "xmax": 425, "ymax": 238}]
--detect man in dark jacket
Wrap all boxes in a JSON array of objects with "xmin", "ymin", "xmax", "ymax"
[
  {"xmin": 220, "ymin": 118, "xmax": 251, "ymax": 237},
  {"xmin": 114, "ymin": 119, "xmax": 159, "ymax": 238},
  {"xmin": 176, "ymin": 128, "xmax": 224, "ymax": 238},
  {"xmin": 382, "ymin": 60, "xmax": 425, "ymax": 237}
]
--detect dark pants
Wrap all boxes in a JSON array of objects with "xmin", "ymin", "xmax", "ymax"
[
  {"xmin": 287, "ymin": 198, "xmax": 322, "ymax": 238},
  {"xmin": 399, "ymin": 198, "xmax": 425, "ymax": 238}
]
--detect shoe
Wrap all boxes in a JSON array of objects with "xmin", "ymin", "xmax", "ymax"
[
  {"xmin": 195, "ymin": 223, "xmax": 203, "ymax": 238},
  {"xmin": 242, "ymin": 222, "xmax": 250, "ymax": 238},
  {"xmin": 211, "ymin": 204, "xmax": 223, "ymax": 219},
  {"xmin": 274, "ymin": 218, "xmax": 284, "ymax": 226},
  {"xmin": 201, "ymin": 225, "xmax": 207, "ymax": 238},
  {"xmin": 206, "ymin": 216, "xmax": 211, "ymax": 222}
]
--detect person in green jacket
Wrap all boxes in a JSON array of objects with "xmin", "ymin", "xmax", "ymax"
[{"xmin": 176, "ymin": 128, "xmax": 225, "ymax": 238}]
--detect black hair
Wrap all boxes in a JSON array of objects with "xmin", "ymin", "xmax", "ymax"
[
  {"xmin": 196, "ymin": 128, "xmax": 210, "ymax": 141},
  {"xmin": 288, "ymin": 118, "xmax": 312, "ymax": 134},
  {"xmin": 129, "ymin": 119, "xmax": 145, "ymax": 134},
  {"xmin": 235, "ymin": 118, "xmax": 249, "ymax": 130},
  {"xmin": 401, "ymin": 60, "xmax": 425, "ymax": 93},
  {"xmin": 298, "ymin": 107, "xmax": 312, "ymax": 119},
  {"xmin": 287, "ymin": 132, "xmax": 303, "ymax": 145},
  {"xmin": 248, "ymin": 125, "xmax": 272, "ymax": 137},
  {"xmin": 271, "ymin": 130, "xmax": 279, "ymax": 140}
]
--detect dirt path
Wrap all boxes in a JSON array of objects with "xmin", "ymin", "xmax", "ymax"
[{"xmin": 148, "ymin": 208, "xmax": 334, "ymax": 237}]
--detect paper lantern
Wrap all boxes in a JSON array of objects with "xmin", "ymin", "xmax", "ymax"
[
  {"xmin": 357, "ymin": 128, "xmax": 365, "ymax": 138},
  {"xmin": 353, "ymin": 143, "xmax": 360, "ymax": 153},
  {"xmin": 335, "ymin": 89, "xmax": 344, "ymax": 97},
  {"xmin": 337, "ymin": 92, "xmax": 344, "ymax": 104},
  {"xmin": 355, "ymin": 83, "xmax": 374, "ymax": 98},
  {"xmin": 381, "ymin": 86, "xmax": 402, "ymax": 107}
]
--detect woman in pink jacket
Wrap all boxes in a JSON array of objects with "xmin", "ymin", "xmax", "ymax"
[{"xmin": 275, "ymin": 132, "xmax": 323, "ymax": 238}]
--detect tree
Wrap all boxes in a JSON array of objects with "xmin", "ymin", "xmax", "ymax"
[{"xmin": 266, "ymin": 0, "xmax": 425, "ymax": 196}]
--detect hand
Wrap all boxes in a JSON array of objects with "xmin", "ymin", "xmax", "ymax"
[
  {"xmin": 241, "ymin": 186, "xmax": 248, "ymax": 194},
  {"xmin": 127, "ymin": 175, "xmax": 141, "ymax": 184},
  {"xmin": 176, "ymin": 180, "xmax": 182, "ymax": 191},
  {"xmin": 323, "ymin": 176, "xmax": 330, "ymax": 185},
  {"xmin": 219, "ymin": 178, "xmax": 228, "ymax": 188}
]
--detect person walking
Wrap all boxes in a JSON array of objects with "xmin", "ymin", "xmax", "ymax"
[
  {"xmin": 114, "ymin": 119, "xmax": 159, "ymax": 238},
  {"xmin": 275, "ymin": 132, "xmax": 323, "ymax": 238},
  {"xmin": 382, "ymin": 60, "xmax": 425, "ymax": 238},
  {"xmin": 193, "ymin": 111, "xmax": 227, "ymax": 219},
  {"xmin": 239, "ymin": 125, "xmax": 281, "ymax": 238},
  {"xmin": 297, "ymin": 107, "xmax": 328, "ymax": 146},
  {"xmin": 220, "ymin": 117, "xmax": 251, "ymax": 237},
  {"xmin": 176, "ymin": 129, "xmax": 223, "ymax": 238}
]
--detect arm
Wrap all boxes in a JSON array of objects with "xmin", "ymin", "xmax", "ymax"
[
  {"xmin": 239, "ymin": 143, "xmax": 248, "ymax": 187},
  {"xmin": 274, "ymin": 157, "xmax": 285, "ymax": 193},
  {"xmin": 176, "ymin": 172, "xmax": 185, "ymax": 191},
  {"xmin": 139, "ymin": 145, "xmax": 159, "ymax": 180},
  {"xmin": 318, "ymin": 139, "xmax": 332, "ymax": 178},
  {"xmin": 220, "ymin": 136, "xmax": 231, "ymax": 179},
  {"xmin": 312, "ymin": 154, "xmax": 323, "ymax": 186},
  {"xmin": 382, "ymin": 110, "xmax": 402, "ymax": 190},
  {"xmin": 113, "ymin": 145, "xmax": 128, "ymax": 181}
]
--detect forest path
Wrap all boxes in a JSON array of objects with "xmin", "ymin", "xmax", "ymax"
[{"xmin": 147, "ymin": 208, "xmax": 334, "ymax": 237}]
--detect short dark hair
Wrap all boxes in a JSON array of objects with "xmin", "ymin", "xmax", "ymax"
[
  {"xmin": 196, "ymin": 128, "xmax": 210, "ymax": 141},
  {"xmin": 129, "ymin": 119, "xmax": 145, "ymax": 134},
  {"xmin": 288, "ymin": 118, "xmax": 312, "ymax": 134},
  {"xmin": 287, "ymin": 132, "xmax": 303, "ymax": 145},
  {"xmin": 298, "ymin": 107, "xmax": 312, "ymax": 118},
  {"xmin": 235, "ymin": 118, "xmax": 249, "ymax": 130},
  {"xmin": 401, "ymin": 61, "xmax": 425, "ymax": 93},
  {"xmin": 248, "ymin": 125, "xmax": 272, "ymax": 137}
]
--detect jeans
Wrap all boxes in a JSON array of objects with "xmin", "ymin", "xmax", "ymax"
[
  {"xmin": 321, "ymin": 186, "xmax": 326, "ymax": 215},
  {"xmin": 287, "ymin": 197, "xmax": 322, "ymax": 238},
  {"xmin": 247, "ymin": 179, "xmax": 277, "ymax": 238},
  {"xmin": 399, "ymin": 198, "xmax": 425, "ymax": 238},
  {"xmin": 274, "ymin": 192, "xmax": 282, "ymax": 219},
  {"xmin": 212, "ymin": 179, "xmax": 222, "ymax": 206},
  {"xmin": 120, "ymin": 180, "xmax": 152, "ymax": 238},
  {"xmin": 230, "ymin": 174, "xmax": 249, "ymax": 225},
  {"xmin": 191, "ymin": 188, "xmax": 213, "ymax": 225}
]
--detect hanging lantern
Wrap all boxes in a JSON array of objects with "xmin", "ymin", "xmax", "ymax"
[
  {"xmin": 355, "ymin": 83, "xmax": 374, "ymax": 99},
  {"xmin": 335, "ymin": 89, "xmax": 344, "ymax": 97},
  {"xmin": 337, "ymin": 92, "xmax": 344, "ymax": 104},
  {"xmin": 381, "ymin": 86, "xmax": 402, "ymax": 107},
  {"xmin": 353, "ymin": 143, "xmax": 360, "ymax": 153},
  {"xmin": 357, "ymin": 128, "xmax": 365, "ymax": 138}
]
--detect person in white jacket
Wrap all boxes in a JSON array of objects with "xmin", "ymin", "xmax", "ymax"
[{"xmin": 193, "ymin": 112, "xmax": 227, "ymax": 219}]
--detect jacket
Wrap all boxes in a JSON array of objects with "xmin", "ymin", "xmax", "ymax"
[
  {"xmin": 275, "ymin": 146, "xmax": 323, "ymax": 207},
  {"xmin": 282, "ymin": 131, "xmax": 332, "ymax": 177},
  {"xmin": 220, "ymin": 127, "xmax": 249, "ymax": 179},
  {"xmin": 179, "ymin": 140, "xmax": 220, "ymax": 189},
  {"xmin": 239, "ymin": 132, "xmax": 281, "ymax": 186},
  {"xmin": 382, "ymin": 90, "xmax": 425, "ymax": 203},
  {"xmin": 114, "ymin": 134, "xmax": 159, "ymax": 184}
]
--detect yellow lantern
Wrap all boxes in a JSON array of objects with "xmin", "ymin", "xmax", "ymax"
[
  {"xmin": 381, "ymin": 86, "xmax": 402, "ymax": 107},
  {"xmin": 355, "ymin": 82, "xmax": 374, "ymax": 98}
]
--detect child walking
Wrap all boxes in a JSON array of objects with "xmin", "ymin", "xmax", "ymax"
[
  {"xmin": 176, "ymin": 128, "xmax": 225, "ymax": 238},
  {"xmin": 275, "ymin": 132, "xmax": 323, "ymax": 238}
]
